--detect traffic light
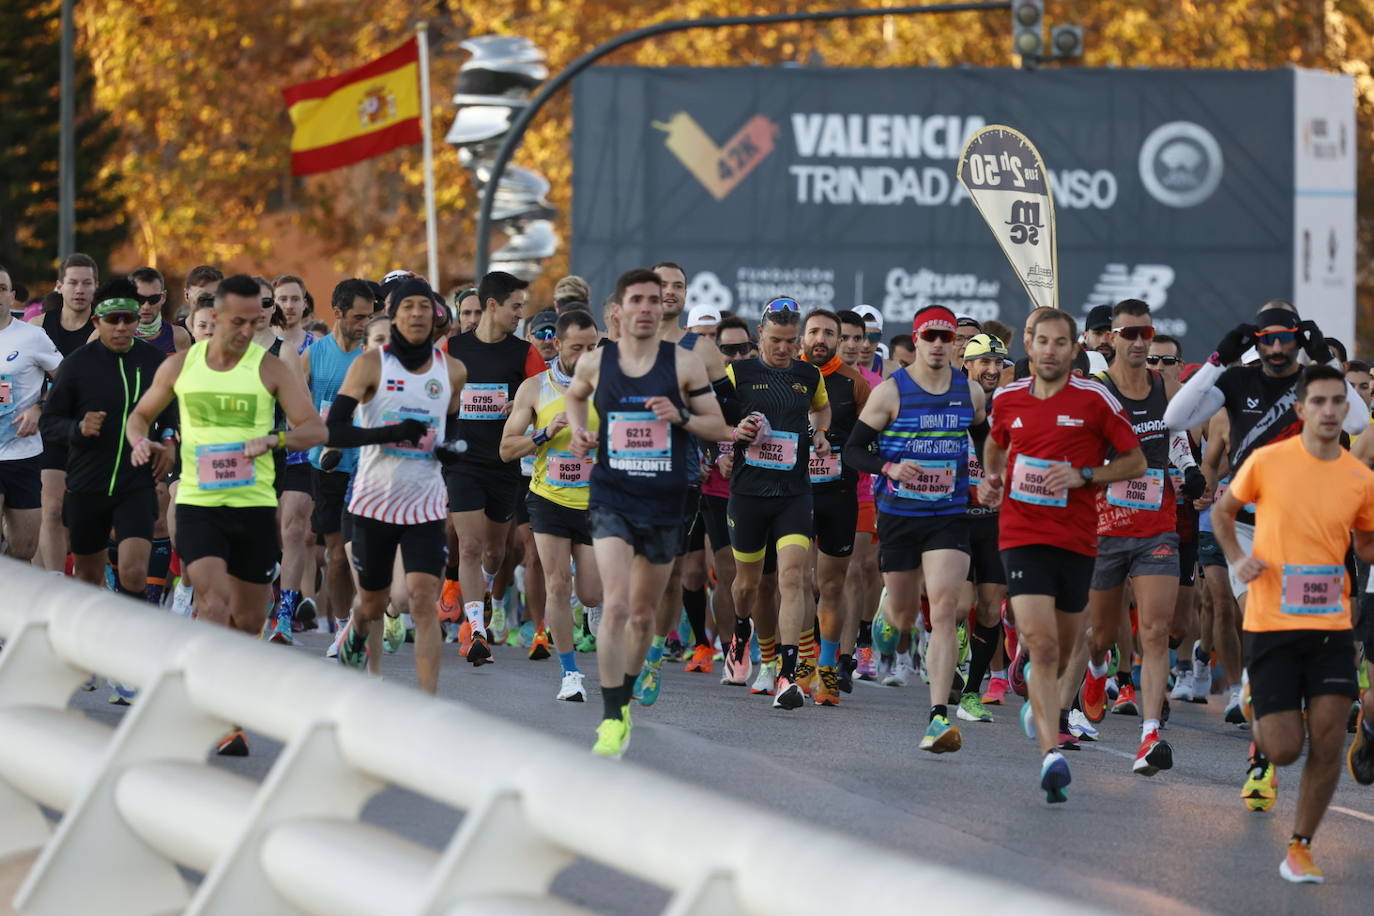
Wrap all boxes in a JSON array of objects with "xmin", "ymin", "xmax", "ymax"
[
  {"xmin": 1010, "ymin": 0, "xmax": 1044, "ymax": 62},
  {"xmin": 446, "ymin": 36, "xmax": 558, "ymax": 281},
  {"xmin": 1050, "ymin": 24, "xmax": 1084, "ymax": 60}
]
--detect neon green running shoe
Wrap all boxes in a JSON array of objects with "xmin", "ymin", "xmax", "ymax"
[
  {"xmin": 592, "ymin": 716, "xmax": 630, "ymax": 758},
  {"xmin": 957, "ymin": 692, "xmax": 994, "ymax": 723},
  {"xmin": 383, "ymin": 613, "xmax": 405, "ymax": 654}
]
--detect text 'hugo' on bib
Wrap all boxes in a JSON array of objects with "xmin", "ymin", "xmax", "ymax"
[
  {"xmin": 1281, "ymin": 564, "xmax": 1345, "ymax": 615},
  {"xmin": 1106, "ymin": 468, "xmax": 1165, "ymax": 511},
  {"xmin": 607, "ymin": 411, "xmax": 670, "ymax": 459},
  {"xmin": 547, "ymin": 448, "xmax": 594, "ymax": 487},
  {"xmin": 1009, "ymin": 455, "xmax": 1069, "ymax": 507},
  {"xmin": 896, "ymin": 459, "xmax": 957, "ymax": 500},
  {"xmin": 745, "ymin": 428, "xmax": 799, "ymax": 470},
  {"xmin": 381, "ymin": 408, "xmax": 438, "ymax": 459},
  {"xmin": 459, "ymin": 383, "xmax": 509, "ymax": 420},
  {"xmin": 195, "ymin": 442, "xmax": 255, "ymax": 490},
  {"xmin": 808, "ymin": 447, "xmax": 841, "ymax": 483}
]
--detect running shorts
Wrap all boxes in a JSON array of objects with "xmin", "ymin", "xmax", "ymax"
[
  {"xmin": 678, "ymin": 487, "xmax": 703, "ymax": 557},
  {"xmin": 589, "ymin": 506, "xmax": 679, "ymax": 565},
  {"xmin": 311, "ymin": 469, "xmax": 351, "ymax": 537},
  {"xmin": 175, "ymin": 505, "xmax": 280, "ymax": 584},
  {"xmin": 876, "ymin": 512, "xmax": 970, "ymax": 574},
  {"xmin": 527, "ymin": 490, "xmax": 591, "ymax": 547},
  {"xmin": 444, "ymin": 465, "xmax": 522, "ymax": 523},
  {"xmin": 349, "ymin": 515, "xmax": 447, "ymax": 591},
  {"xmin": 275, "ymin": 459, "xmax": 313, "ymax": 497},
  {"xmin": 64, "ymin": 487, "xmax": 157, "ymax": 556},
  {"xmin": 0, "ymin": 454, "xmax": 43, "ymax": 510},
  {"xmin": 702, "ymin": 492, "xmax": 730, "ymax": 553},
  {"xmin": 1197, "ymin": 531, "xmax": 1227, "ymax": 570},
  {"xmin": 727, "ymin": 492, "xmax": 813, "ymax": 563},
  {"xmin": 1090, "ymin": 532, "xmax": 1180, "ymax": 591},
  {"xmin": 1243, "ymin": 628, "xmax": 1358, "ymax": 718},
  {"xmin": 812, "ymin": 489, "xmax": 858, "ymax": 558},
  {"xmin": 966, "ymin": 514, "xmax": 1004, "ymax": 586},
  {"xmin": 1001, "ymin": 544, "xmax": 1095, "ymax": 614}
]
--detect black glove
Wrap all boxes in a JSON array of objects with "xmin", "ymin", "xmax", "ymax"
[
  {"xmin": 1214, "ymin": 323, "xmax": 1256, "ymax": 365},
  {"xmin": 319, "ymin": 449, "xmax": 342, "ymax": 471},
  {"xmin": 1181, "ymin": 466, "xmax": 1206, "ymax": 501},
  {"xmin": 1298, "ymin": 320, "xmax": 1333, "ymax": 364},
  {"xmin": 384, "ymin": 418, "xmax": 430, "ymax": 447}
]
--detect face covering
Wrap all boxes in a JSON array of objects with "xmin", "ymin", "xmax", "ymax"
[{"xmin": 135, "ymin": 313, "xmax": 163, "ymax": 340}]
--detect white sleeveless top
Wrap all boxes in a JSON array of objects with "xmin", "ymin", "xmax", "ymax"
[{"xmin": 348, "ymin": 345, "xmax": 449, "ymax": 524}]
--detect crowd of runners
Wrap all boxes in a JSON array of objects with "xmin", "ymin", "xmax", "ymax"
[{"xmin": 1, "ymin": 254, "xmax": 1372, "ymax": 885}]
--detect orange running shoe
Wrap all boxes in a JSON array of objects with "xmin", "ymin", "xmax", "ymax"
[
  {"xmin": 437, "ymin": 579, "xmax": 463, "ymax": 623},
  {"xmin": 529, "ymin": 628, "xmax": 551, "ymax": 661},
  {"xmin": 1280, "ymin": 839, "xmax": 1324, "ymax": 884},
  {"xmin": 813, "ymin": 665, "xmax": 841, "ymax": 706},
  {"xmin": 794, "ymin": 658, "xmax": 818, "ymax": 697},
  {"xmin": 685, "ymin": 644, "xmax": 714, "ymax": 673},
  {"xmin": 459, "ymin": 620, "xmax": 493, "ymax": 666}
]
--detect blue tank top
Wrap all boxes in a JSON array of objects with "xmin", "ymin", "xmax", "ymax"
[
  {"xmin": 308, "ymin": 334, "xmax": 363, "ymax": 473},
  {"xmin": 874, "ymin": 368, "xmax": 973, "ymax": 518},
  {"xmin": 591, "ymin": 340, "xmax": 691, "ymax": 520}
]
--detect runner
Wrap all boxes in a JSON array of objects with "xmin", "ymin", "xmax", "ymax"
[
  {"xmin": 563, "ymin": 268, "xmax": 745, "ymax": 756},
  {"xmin": 709, "ymin": 316, "xmax": 755, "ymax": 687},
  {"xmin": 844, "ymin": 305, "xmax": 985, "ymax": 750},
  {"xmin": 180, "ymin": 265, "xmax": 223, "ymax": 323},
  {"xmin": 1211, "ymin": 364, "xmax": 1374, "ymax": 883},
  {"xmin": 30, "ymin": 253, "xmax": 97, "ymax": 571},
  {"xmin": 954, "ymin": 316, "xmax": 982, "ymax": 362},
  {"xmin": 128, "ymin": 267, "xmax": 191, "ymax": 354},
  {"xmin": 1078, "ymin": 299, "xmax": 1206, "ymax": 775},
  {"xmin": 328, "ymin": 277, "xmax": 466, "ymax": 694},
  {"xmin": 978, "ymin": 308, "xmax": 1145, "ymax": 801},
  {"xmin": 500, "ymin": 308, "xmax": 604, "ymax": 701},
  {"xmin": 801, "ymin": 308, "xmax": 870, "ymax": 703},
  {"xmin": 0, "ymin": 263, "xmax": 63, "ymax": 563},
  {"xmin": 852, "ymin": 304, "xmax": 885, "ymax": 377},
  {"xmin": 446, "ymin": 270, "xmax": 545, "ymax": 664}
]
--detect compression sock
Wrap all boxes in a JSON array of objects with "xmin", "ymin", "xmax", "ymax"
[
  {"xmin": 780, "ymin": 644, "xmax": 799, "ymax": 680},
  {"xmin": 799, "ymin": 624, "xmax": 818, "ymax": 660},
  {"xmin": 683, "ymin": 585, "xmax": 709, "ymax": 647},
  {"xmin": 602, "ymin": 684, "xmax": 625, "ymax": 720},
  {"xmin": 965, "ymin": 622, "xmax": 1000, "ymax": 695},
  {"xmin": 646, "ymin": 635, "xmax": 666, "ymax": 668},
  {"xmin": 857, "ymin": 619, "xmax": 873, "ymax": 648},
  {"xmin": 758, "ymin": 633, "xmax": 777, "ymax": 665},
  {"xmin": 144, "ymin": 537, "xmax": 172, "ymax": 605},
  {"xmin": 445, "ymin": 563, "xmax": 461, "ymax": 582},
  {"xmin": 819, "ymin": 638, "xmax": 839, "ymax": 669},
  {"xmin": 558, "ymin": 650, "xmax": 579, "ymax": 675}
]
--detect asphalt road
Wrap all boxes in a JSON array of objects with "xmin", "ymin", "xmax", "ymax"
[{"xmin": 67, "ymin": 629, "xmax": 1374, "ymax": 916}]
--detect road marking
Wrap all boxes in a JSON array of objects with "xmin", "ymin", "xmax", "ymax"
[
  {"xmin": 1083, "ymin": 743, "xmax": 1135, "ymax": 760},
  {"xmin": 1330, "ymin": 806, "xmax": 1374, "ymax": 824}
]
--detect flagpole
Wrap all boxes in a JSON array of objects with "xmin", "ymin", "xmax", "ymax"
[{"xmin": 416, "ymin": 22, "xmax": 440, "ymax": 291}]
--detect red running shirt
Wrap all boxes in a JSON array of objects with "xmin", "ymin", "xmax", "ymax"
[{"xmin": 989, "ymin": 375, "xmax": 1141, "ymax": 557}]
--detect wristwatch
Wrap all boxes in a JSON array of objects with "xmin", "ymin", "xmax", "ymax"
[
  {"xmin": 1079, "ymin": 466, "xmax": 1095, "ymax": 483},
  {"xmin": 677, "ymin": 406, "xmax": 691, "ymax": 426}
]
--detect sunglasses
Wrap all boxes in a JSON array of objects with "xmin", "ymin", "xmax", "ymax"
[
  {"xmin": 101, "ymin": 313, "xmax": 138, "ymax": 325},
  {"xmin": 1145, "ymin": 355, "xmax": 1180, "ymax": 366},
  {"xmin": 1111, "ymin": 326, "xmax": 1155, "ymax": 341},
  {"xmin": 139, "ymin": 292, "xmax": 164, "ymax": 305},
  {"xmin": 719, "ymin": 342, "xmax": 752, "ymax": 357},
  {"xmin": 864, "ymin": 331, "xmax": 882, "ymax": 344},
  {"xmin": 1255, "ymin": 329, "xmax": 1298, "ymax": 345},
  {"xmin": 765, "ymin": 297, "xmax": 800, "ymax": 312},
  {"xmin": 919, "ymin": 329, "xmax": 955, "ymax": 343},
  {"xmin": 531, "ymin": 326, "xmax": 555, "ymax": 341},
  {"xmin": 261, "ymin": 297, "xmax": 276, "ymax": 309}
]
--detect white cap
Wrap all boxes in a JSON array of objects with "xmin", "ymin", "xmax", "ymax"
[
  {"xmin": 876, "ymin": 342, "xmax": 890, "ymax": 360},
  {"xmin": 852, "ymin": 304, "xmax": 883, "ymax": 327},
  {"xmin": 1085, "ymin": 350, "xmax": 1109, "ymax": 374},
  {"xmin": 686, "ymin": 304, "xmax": 721, "ymax": 328},
  {"xmin": 382, "ymin": 269, "xmax": 416, "ymax": 284}
]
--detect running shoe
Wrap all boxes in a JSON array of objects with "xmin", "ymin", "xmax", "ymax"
[
  {"xmin": 383, "ymin": 613, "xmax": 405, "ymax": 654},
  {"xmin": 957, "ymin": 693, "xmax": 993, "ymax": 723},
  {"xmin": 1111, "ymin": 684, "xmax": 1139, "ymax": 716},
  {"xmin": 917, "ymin": 629, "xmax": 931, "ymax": 684},
  {"xmin": 855, "ymin": 646, "xmax": 877, "ymax": 681},
  {"xmin": 1067, "ymin": 709, "xmax": 1099, "ymax": 742},
  {"xmin": 1347, "ymin": 701, "xmax": 1360, "ymax": 735},
  {"xmin": 556, "ymin": 670, "xmax": 586, "ymax": 702},
  {"xmin": 795, "ymin": 658, "xmax": 818, "ymax": 697},
  {"xmin": 80, "ymin": 675, "xmax": 98, "ymax": 692},
  {"xmin": 592, "ymin": 717, "xmax": 630, "ymax": 758},
  {"xmin": 170, "ymin": 582, "xmax": 194, "ymax": 618},
  {"xmin": 489, "ymin": 598, "xmax": 508, "ymax": 645},
  {"xmin": 633, "ymin": 663, "xmax": 662, "ymax": 706},
  {"xmin": 1082, "ymin": 669, "xmax": 1109, "ymax": 722},
  {"xmin": 919, "ymin": 715, "xmax": 963, "ymax": 753},
  {"xmin": 1241, "ymin": 758, "xmax": 1279, "ymax": 812},
  {"xmin": 1279, "ymin": 840, "xmax": 1324, "ymax": 884},
  {"xmin": 1020, "ymin": 702, "xmax": 1037, "ymax": 740},
  {"xmin": 981, "ymin": 676, "xmax": 1009, "ymax": 706},
  {"xmin": 722, "ymin": 637, "xmax": 752, "ymax": 686},
  {"xmin": 883, "ymin": 653, "xmax": 913, "ymax": 687},
  {"xmin": 437, "ymin": 579, "xmax": 463, "ymax": 623},
  {"xmin": 107, "ymin": 681, "xmax": 137, "ymax": 706},
  {"xmin": 876, "ymin": 652, "xmax": 895, "ymax": 683},
  {"xmin": 1347, "ymin": 708, "xmax": 1374, "ymax": 785},
  {"xmin": 461, "ymin": 628, "xmax": 492, "ymax": 667},
  {"xmin": 1040, "ymin": 750, "xmax": 1071, "ymax": 804},
  {"xmin": 267, "ymin": 614, "xmax": 294, "ymax": 645},
  {"xmin": 1009, "ymin": 646, "xmax": 1029, "ymax": 699},
  {"xmin": 772, "ymin": 674, "xmax": 805, "ymax": 710},
  {"xmin": 1189, "ymin": 640, "xmax": 1211, "ymax": 702},
  {"xmin": 294, "ymin": 596, "xmax": 317, "ymax": 631},
  {"xmin": 216, "ymin": 729, "xmax": 249, "ymax": 757},
  {"xmin": 1224, "ymin": 686, "xmax": 1246, "ymax": 724},
  {"xmin": 575, "ymin": 630, "xmax": 597, "ymax": 653},
  {"xmin": 663, "ymin": 634, "xmax": 685, "ymax": 663},
  {"xmin": 1057, "ymin": 731, "xmax": 1081, "ymax": 751},
  {"xmin": 1132, "ymin": 728, "xmax": 1173, "ymax": 777},
  {"xmin": 586, "ymin": 603, "xmax": 603, "ymax": 639},
  {"xmin": 1169, "ymin": 669, "xmax": 1194, "ymax": 701},
  {"xmin": 529, "ymin": 628, "xmax": 552, "ymax": 661},
  {"xmin": 325, "ymin": 623, "xmax": 345, "ymax": 659},
  {"xmin": 872, "ymin": 607, "xmax": 898, "ymax": 655},
  {"xmin": 337, "ymin": 620, "xmax": 368, "ymax": 670},
  {"xmin": 751, "ymin": 659, "xmax": 779, "ymax": 695},
  {"xmin": 685, "ymin": 644, "xmax": 713, "ymax": 674},
  {"xmin": 1240, "ymin": 669, "xmax": 1253, "ymax": 722},
  {"xmin": 813, "ymin": 665, "xmax": 841, "ymax": 707}
]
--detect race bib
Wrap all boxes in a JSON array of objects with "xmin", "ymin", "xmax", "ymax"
[
  {"xmin": 318, "ymin": 398, "xmax": 332, "ymax": 422},
  {"xmin": 1281, "ymin": 564, "xmax": 1345, "ymax": 616},
  {"xmin": 895, "ymin": 459, "xmax": 957, "ymax": 500},
  {"xmin": 1168, "ymin": 467, "xmax": 1184, "ymax": 504},
  {"xmin": 967, "ymin": 439, "xmax": 983, "ymax": 489},
  {"xmin": 546, "ymin": 448, "xmax": 593, "ymax": 488},
  {"xmin": 195, "ymin": 442, "xmax": 255, "ymax": 490},
  {"xmin": 808, "ymin": 447, "xmax": 841, "ymax": 483},
  {"xmin": 459, "ymin": 383, "xmax": 508, "ymax": 420},
  {"xmin": 0, "ymin": 374, "xmax": 11, "ymax": 416},
  {"xmin": 745, "ymin": 429, "xmax": 799, "ymax": 471},
  {"xmin": 1106, "ymin": 468, "xmax": 1165, "ymax": 511},
  {"xmin": 607, "ymin": 411, "xmax": 669, "ymax": 459},
  {"xmin": 1009, "ymin": 455, "xmax": 1069, "ymax": 507},
  {"xmin": 380, "ymin": 408, "xmax": 438, "ymax": 460}
]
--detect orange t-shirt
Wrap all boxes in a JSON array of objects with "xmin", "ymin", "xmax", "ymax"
[{"xmin": 1229, "ymin": 436, "xmax": 1374, "ymax": 632}]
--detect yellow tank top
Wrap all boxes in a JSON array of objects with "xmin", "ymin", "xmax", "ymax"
[
  {"xmin": 528, "ymin": 370, "xmax": 598, "ymax": 510},
  {"xmin": 174, "ymin": 341, "xmax": 277, "ymax": 507}
]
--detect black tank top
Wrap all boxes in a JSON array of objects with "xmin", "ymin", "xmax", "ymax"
[
  {"xmin": 449, "ymin": 330, "xmax": 538, "ymax": 473},
  {"xmin": 43, "ymin": 308, "xmax": 93, "ymax": 356},
  {"xmin": 1097, "ymin": 370, "xmax": 1170, "ymax": 470},
  {"xmin": 591, "ymin": 340, "xmax": 690, "ymax": 520}
]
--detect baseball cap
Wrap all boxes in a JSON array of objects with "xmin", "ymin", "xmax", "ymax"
[
  {"xmin": 962, "ymin": 333, "xmax": 1008, "ymax": 360},
  {"xmin": 956, "ymin": 315, "xmax": 982, "ymax": 330},
  {"xmin": 1086, "ymin": 304, "xmax": 1113, "ymax": 332},
  {"xmin": 852, "ymin": 304, "xmax": 883, "ymax": 327},
  {"xmin": 686, "ymin": 304, "xmax": 721, "ymax": 328},
  {"xmin": 529, "ymin": 309, "xmax": 557, "ymax": 334}
]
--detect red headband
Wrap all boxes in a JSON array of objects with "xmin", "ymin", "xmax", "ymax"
[{"xmin": 913, "ymin": 307, "xmax": 957, "ymax": 337}]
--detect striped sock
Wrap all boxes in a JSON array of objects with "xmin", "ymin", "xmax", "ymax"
[
  {"xmin": 759, "ymin": 633, "xmax": 777, "ymax": 664},
  {"xmin": 799, "ymin": 625, "xmax": 818, "ymax": 660}
]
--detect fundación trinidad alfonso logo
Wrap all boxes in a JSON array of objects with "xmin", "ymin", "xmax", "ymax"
[{"xmin": 653, "ymin": 112, "xmax": 780, "ymax": 200}]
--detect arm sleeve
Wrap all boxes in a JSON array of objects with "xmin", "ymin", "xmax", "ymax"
[
  {"xmin": 969, "ymin": 418, "xmax": 989, "ymax": 465},
  {"xmin": 843, "ymin": 420, "xmax": 888, "ymax": 476},
  {"xmin": 1169, "ymin": 432, "xmax": 1197, "ymax": 471},
  {"xmin": 1162, "ymin": 361, "xmax": 1226, "ymax": 430},
  {"xmin": 325, "ymin": 394, "xmax": 416, "ymax": 448}
]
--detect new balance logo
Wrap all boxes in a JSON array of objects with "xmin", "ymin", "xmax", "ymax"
[{"xmin": 1080, "ymin": 263, "xmax": 1175, "ymax": 312}]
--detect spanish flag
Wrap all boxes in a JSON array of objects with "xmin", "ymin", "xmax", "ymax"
[{"xmin": 283, "ymin": 39, "xmax": 422, "ymax": 176}]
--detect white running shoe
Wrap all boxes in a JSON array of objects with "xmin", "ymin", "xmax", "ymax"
[
  {"xmin": 884, "ymin": 653, "xmax": 913, "ymax": 687},
  {"xmin": 1189, "ymin": 640, "xmax": 1212, "ymax": 702},
  {"xmin": 170, "ymin": 582, "xmax": 195, "ymax": 618},
  {"xmin": 556, "ymin": 670, "xmax": 586, "ymax": 702},
  {"xmin": 1067, "ymin": 708, "xmax": 1099, "ymax": 741},
  {"xmin": 1169, "ymin": 670, "xmax": 1194, "ymax": 701},
  {"xmin": 326, "ymin": 623, "xmax": 347, "ymax": 659},
  {"xmin": 751, "ymin": 659, "xmax": 779, "ymax": 695}
]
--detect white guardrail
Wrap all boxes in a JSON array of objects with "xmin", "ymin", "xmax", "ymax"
[{"xmin": 0, "ymin": 558, "xmax": 1095, "ymax": 915}]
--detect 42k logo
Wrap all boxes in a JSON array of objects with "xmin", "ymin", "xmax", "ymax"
[{"xmin": 654, "ymin": 112, "xmax": 779, "ymax": 200}]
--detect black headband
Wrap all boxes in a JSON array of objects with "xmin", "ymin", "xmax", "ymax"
[{"xmin": 1256, "ymin": 307, "xmax": 1298, "ymax": 330}]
